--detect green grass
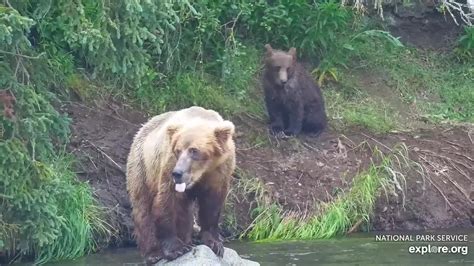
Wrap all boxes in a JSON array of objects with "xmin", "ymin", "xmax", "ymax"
[
  {"xmin": 35, "ymin": 166, "xmax": 114, "ymax": 264},
  {"xmin": 325, "ymin": 88, "xmax": 397, "ymax": 134},
  {"xmin": 242, "ymin": 144, "xmax": 413, "ymax": 241},
  {"xmin": 0, "ymin": 150, "xmax": 113, "ymax": 264},
  {"xmin": 318, "ymin": 32, "xmax": 473, "ymax": 133},
  {"xmin": 134, "ymin": 44, "xmax": 265, "ymax": 118},
  {"xmin": 352, "ymin": 40, "xmax": 474, "ymax": 123},
  {"xmin": 223, "ymin": 168, "xmax": 268, "ymax": 237}
]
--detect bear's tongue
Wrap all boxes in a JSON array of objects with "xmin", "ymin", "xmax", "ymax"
[{"xmin": 175, "ymin": 183, "xmax": 186, "ymax": 193}]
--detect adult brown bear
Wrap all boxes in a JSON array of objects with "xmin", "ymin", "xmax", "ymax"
[
  {"xmin": 262, "ymin": 44, "xmax": 327, "ymax": 136},
  {"xmin": 126, "ymin": 106, "xmax": 236, "ymax": 264}
]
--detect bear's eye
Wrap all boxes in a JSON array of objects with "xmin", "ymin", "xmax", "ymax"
[
  {"xmin": 174, "ymin": 149, "xmax": 182, "ymax": 157},
  {"xmin": 188, "ymin": 147, "xmax": 201, "ymax": 160}
]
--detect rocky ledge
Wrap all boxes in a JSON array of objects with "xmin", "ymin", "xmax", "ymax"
[{"xmin": 155, "ymin": 245, "xmax": 260, "ymax": 266}]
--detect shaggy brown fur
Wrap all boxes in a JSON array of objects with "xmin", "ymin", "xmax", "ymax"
[
  {"xmin": 126, "ymin": 106, "xmax": 236, "ymax": 264},
  {"xmin": 262, "ymin": 44, "xmax": 327, "ymax": 136}
]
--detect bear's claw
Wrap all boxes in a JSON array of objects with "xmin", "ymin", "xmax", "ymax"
[
  {"xmin": 201, "ymin": 231, "xmax": 225, "ymax": 257},
  {"xmin": 161, "ymin": 237, "xmax": 192, "ymax": 261},
  {"xmin": 145, "ymin": 255, "xmax": 161, "ymax": 265}
]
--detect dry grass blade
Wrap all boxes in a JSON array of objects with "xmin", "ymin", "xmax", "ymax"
[
  {"xmin": 361, "ymin": 132, "xmax": 393, "ymax": 152},
  {"xmin": 448, "ymin": 161, "xmax": 472, "ymax": 183}
]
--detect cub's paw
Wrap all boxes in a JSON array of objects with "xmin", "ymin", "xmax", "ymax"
[
  {"xmin": 270, "ymin": 124, "xmax": 284, "ymax": 135},
  {"xmin": 161, "ymin": 237, "xmax": 192, "ymax": 261},
  {"xmin": 270, "ymin": 129, "xmax": 290, "ymax": 139},
  {"xmin": 283, "ymin": 129, "xmax": 299, "ymax": 137},
  {"xmin": 277, "ymin": 131, "xmax": 291, "ymax": 139},
  {"xmin": 201, "ymin": 231, "xmax": 224, "ymax": 257}
]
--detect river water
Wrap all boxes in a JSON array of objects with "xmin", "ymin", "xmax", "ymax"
[{"xmin": 44, "ymin": 230, "xmax": 473, "ymax": 266}]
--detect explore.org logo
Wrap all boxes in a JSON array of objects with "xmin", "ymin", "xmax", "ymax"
[{"xmin": 408, "ymin": 245, "xmax": 469, "ymax": 256}]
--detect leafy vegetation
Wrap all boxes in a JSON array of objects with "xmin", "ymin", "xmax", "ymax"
[
  {"xmin": 455, "ymin": 26, "xmax": 474, "ymax": 60},
  {"xmin": 0, "ymin": 4, "xmax": 112, "ymax": 264}
]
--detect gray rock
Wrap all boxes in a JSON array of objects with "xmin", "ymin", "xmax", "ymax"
[{"xmin": 155, "ymin": 245, "xmax": 260, "ymax": 266}]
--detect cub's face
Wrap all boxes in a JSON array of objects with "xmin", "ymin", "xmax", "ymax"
[
  {"xmin": 167, "ymin": 121, "xmax": 234, "ymax": 191},
  {"xmin": 264, "ymin": 44, "xmax": 296, "ymax": 86}
]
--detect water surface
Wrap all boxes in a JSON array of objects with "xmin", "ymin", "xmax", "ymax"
[{"xmin": 44, "ymin": 229, "xmax": 473, "ymax": 266}]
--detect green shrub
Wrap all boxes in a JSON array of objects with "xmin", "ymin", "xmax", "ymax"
[
  {"xmin": 0, "ymin": 5, "xmax": 110, "ymax": 264},
  {"xmin": 455, "ymin": 26, "xmax": 474, "ymax": 61}
]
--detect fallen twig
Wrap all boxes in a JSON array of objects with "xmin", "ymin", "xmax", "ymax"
[
  {"xmin": 0, "ymin": 50, "xmax": 45, "ymax": 59},
  {"xmin": 430, "ymin": 160, "xmax": 472, "ymax": 202},
  {"xmin": 237, "ymin": 142, "xmax": 266, "ymax": 151},
  {"xmin": 301, "ymin": 142, "xmax": 319, "ymax": 152},
  {"xmin": 427, "ymin": 174, "xmax": 460, "ymax": 215},
  {"xmin": 361, "ymin": 132, "xmax": 393, "ymax": 152},
  {"xmin": 85, "ymin": 140, "xmax": 126, "ymax": 174},
  {"xmin": 443, "ymin": 140, "xmax": 462, "ymax": 150},
  {"xmin": 419, "ymin": 149, "xmax": 472, "ymax": 171},
  {"xmin": 451, "ymin": 152, "xmax": 474, "ymax": 163},
  {"xmin": 419, "ymin": 156, "xmax": 462, "ymax": 215},
  {"xmin": 448, "ymin": 161, "xmax": 472, "ymax": 183}
]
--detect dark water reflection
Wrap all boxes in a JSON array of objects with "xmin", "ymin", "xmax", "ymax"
[{"xmin": 42, "ymin": 229, "xmax": 473, "ymax": 266}]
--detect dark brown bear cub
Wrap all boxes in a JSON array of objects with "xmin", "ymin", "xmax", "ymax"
[{"xmin": 262, "ymin": 44, "xmax": 327, "ymax": 136}]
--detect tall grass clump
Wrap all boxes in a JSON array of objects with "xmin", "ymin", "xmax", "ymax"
[
  {"xmin": 455, "ymin": 26, "xmax": 474, "ymax": 61},
  {"xmin": 223, "ymin": 168, "xmax": 270, "ymax": 237},
  {"xmin": 244, "ymin": 144, "xmax": 414, "ymax": 241}
]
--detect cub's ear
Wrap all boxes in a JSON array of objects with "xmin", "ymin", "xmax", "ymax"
[
  {"xmin": 214, "ymin": 121, "xmax": 235, "ymax": 145},
  {"xmin": 289, "ymin": 47, "xmax": 297, "ymax": 60},
  {"xmin": 264, "ymin": 44, "xmax": 273, "ymax": 56},
  {"xmin": 167, "ymin": 124, "xmax": 180, "ymax": 140}
]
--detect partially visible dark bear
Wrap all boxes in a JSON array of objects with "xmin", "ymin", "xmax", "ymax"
[{"xmin": 262, "ymin": 44, "xmax": 327, "ymax": 136}]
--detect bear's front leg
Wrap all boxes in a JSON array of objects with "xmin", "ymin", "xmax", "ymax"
[
  {"xmin": 284, "ymin": 102, "xmax": 304, "ymax": 136},
  {"xmin": 198, "ymin": 189, "xmax": 226, "ymax": 257},
  {"xmin": 264, "ymin": 96, "xmax": 285, "ymax": 134},
  {"xmin": 152, "ymin": 194, "xmax": 192, "ymax": 262}
]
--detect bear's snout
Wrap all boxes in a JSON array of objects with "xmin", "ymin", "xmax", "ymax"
[{"xmin": 172, "ymin": 170, "xmax": 184, "ymax": 183}]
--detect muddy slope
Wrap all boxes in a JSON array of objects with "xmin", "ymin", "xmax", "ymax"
[
  {"xmin": 65, "ymin": 99, "xmax": 473, "ymax": 245},
  {"xmin": 65, "ymin": 101, "xmax": 146, "ymax": 246}
]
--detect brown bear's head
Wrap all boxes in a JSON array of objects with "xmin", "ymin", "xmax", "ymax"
[
  {"xmin": 167, "ymin": 120, "xmax": 235, "ymax": 191},
  {"xmin": 264, "ymin": 44, "xmax": 297, "ymax": 87}
]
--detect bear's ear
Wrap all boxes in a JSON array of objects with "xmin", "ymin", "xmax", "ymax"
[
  {"xmin": 167, "ymin": 124, "xmax": 180, "ymax": 140},
  {"xmin": 288, "ymin": 47, "xmax": 297, "ymax": 60},
  {"xmin": 214, "ymin": 121, "xmax": 235, "ymax": 146},
  {"xmin": 264, "ymin": 44, "xmax": 273, "ymax": 56}
]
